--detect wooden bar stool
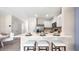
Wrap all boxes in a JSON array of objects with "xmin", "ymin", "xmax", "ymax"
[
  {"xmin": 24, "ymin": 40, "xmax": 36, "ymax": 51},
  {"xmin": 37, "ymin": 40, "xmax": 49, "ymax": 51},
  {"xmin": 51, "ymin": 41, "xmax": 66, "ymax": 51}
]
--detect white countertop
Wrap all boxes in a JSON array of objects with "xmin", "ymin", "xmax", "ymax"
[
  {"xmin": 15, "ymin": 32, "xmax": 72, "ymax": 38},
  {"xmin": 16, "ymin": 32, "xmax": 72, "ymax": 51}
]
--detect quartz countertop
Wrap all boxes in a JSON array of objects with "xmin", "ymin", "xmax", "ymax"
[{"xmin": 15, "ymin": 32, "xmax": 72, "ymax": 38}]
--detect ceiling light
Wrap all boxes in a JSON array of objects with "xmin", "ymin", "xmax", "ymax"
[
  {"xmin": 34, "ymin": 14, "xmax": 38, "ymax": 17},
  {"xmin": 46, "ymin": 14, "xmax": 49, "ymax": 17}
]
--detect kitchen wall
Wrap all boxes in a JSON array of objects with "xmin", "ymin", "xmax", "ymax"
[
  {"xmin": 44, "ymin": 20, "xmax": 52, "ymax": 28},
  {"xmin": 52, "ymin": 14, "xmax": 62, "ymax": 27},
  {"xmin": 22, "ymin": 20, "xmax": 28, "ymax": 33},
  {"xmin": 62, "ymin": 7, "xmax": 75, "ymax": 50},
  {"xmin": 12, "ymin": 16, "xmax": 23, "ymax": 35},
  {"xmin": 37, "ymin": 14, "xmax": 62, "ymax": 28},
  {"xmin": 37, "ymin": 17, "xmax": 45, "ymax": 25},
  {"xmin": 0, "ymin": 15, "xmax": 23, "ymax": 35},
  {"xmin": 62, "ymin": 7, "xmax": 74, "ymax": 35},
  {"xmin": 37, "ymin": 17, "xmax": 53, "ymax": 28},
  {"xmin": 23, "ymin": 17, "xmax": 53, "ymax": 33},
  {"xmin": 22, "ymin": 17, "xmax": 36, "ymax": 33},
  {"xmin": 28, "ymin": 17, "xmax": 36, "ymax": 32},
  {"xmin": 0, "ymin": 15, "xmax": 12, "ymax": 33}
]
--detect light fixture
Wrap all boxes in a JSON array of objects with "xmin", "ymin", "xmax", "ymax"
[
  {"xmin": 34, "ymin": 14, "xmax": 38, "ymax": 17},
  {"xmin": 45, "ymin": 14, "xmax": 49, "ymax": 17}
]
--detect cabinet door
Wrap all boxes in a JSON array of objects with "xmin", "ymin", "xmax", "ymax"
[{"xmin": 28, "ymin": 17, "xmax": 36, "ymax": 32}]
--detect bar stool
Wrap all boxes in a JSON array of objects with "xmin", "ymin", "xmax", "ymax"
[
  {"xmin": 24, "ymin": 40, "xmax": 36, "ymax": 51},
  {"xmin": 37, "ymin": 40, "xmax": 49, "ymax": 51},
  {"xmin": 51, "ymin": 40, "xmax": 66, "ymax": 51}
]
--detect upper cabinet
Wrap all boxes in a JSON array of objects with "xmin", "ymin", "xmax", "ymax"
[
  {"xmin": 44, "ymin": 20, "xmax": 52, "ymax": 28},
  {"xmin": 52, "ymin": 14, "xmax": 62, "ymax": 27},
  {"xmin": 36, "ymin": 17, "xmax": 54, "ymax": 28},
  {"xmin": 36, "ymin": 17, "xmax": 45, "ymax": 25}
]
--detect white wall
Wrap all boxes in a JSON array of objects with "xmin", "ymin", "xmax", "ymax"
[
  {"xmin": 37, "ymin": 17, "xmax": 44, "ymax": 24},
  {"xmin": 44, "ymin": 20, "xmax": 52, "ymax": 28},
  {"xmin": 37, "ymin": 15, "xmax": 62, "ymax": 28},
  {"xmin": 28, "ymin": 17, "xmax": 36, "ymax": 32},
  {"xmin": 0, "ymin": 15, "xmax": 12, "ymax": 33},
  {"xmin": 37, "ymin": 17, "xmax": 53, "ymax": 28},
  {"xmin": 22, "ymin": 20, "xmax": 28, "ymax": 33},
  {"xmin": 52, "ymin": 14, "xmax": 62, "ymax": 27},
  {"xmin": 62, "ymin": 7, "xmax": 75, "ymax": 50},
  {"xmin": 22, "ymin": 17, "xmax": 36, "ymax": 33},
  {"xmin": 12, "ymin": 16, "xmax": 23, "ymax": 35},
  {"xmin": 62, "ymin": 7, "xmax": 74, "ymax": 35}
]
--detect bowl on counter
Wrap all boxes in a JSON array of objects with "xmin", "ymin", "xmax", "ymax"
[
  {"xmin": 25, "ymin": 33, "xmax": 32, "ymax": 36},
  {"xmin": 40, "ymin": 32, "xmax": 46, "ymax": 36},
  {"xmin": 53, "ymin": 31, "xmax": 60, "ymax": 36}
]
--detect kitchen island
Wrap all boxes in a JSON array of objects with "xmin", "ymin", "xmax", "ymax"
[{"xmin": 15, "ymin": 32, "xmax": 73, "ymax": 51}]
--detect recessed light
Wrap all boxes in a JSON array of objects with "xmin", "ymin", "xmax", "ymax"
[
  {"xmin": 46, "ymin": 14, "xmax": 49, "ymax": 17},
  {"xmin": 34, "ymin": 14, "xmax": 38, "ymax": 17}
]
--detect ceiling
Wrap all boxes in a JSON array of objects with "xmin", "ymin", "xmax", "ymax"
[{"xmin": 0, "ymin": 7, "xmax": 61, "ymax": 21}]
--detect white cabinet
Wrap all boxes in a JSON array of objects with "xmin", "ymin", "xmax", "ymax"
[
  {"xmin": 44, "ymin": 20, "xmax": 52, "ymax": 28},
  {"xmin": 52, "ymin": 14, "xmax": 62, "ymax": 27},
  {"xmin": 28, "ymin": 17, "xmax": 36, "ymax": 32},
  {"xmin": 57, "ymin": 14, "xmax": 62, "ymax": 27}
]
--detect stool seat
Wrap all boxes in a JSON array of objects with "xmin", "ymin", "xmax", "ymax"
[
  {"xmin": 37, "ymin": 40, "xmax": 49, "ymax": 51},
  {"xmin": 24, "ymin": 40, "xmax": 36, "ymax": 46},
  {"xmin": 53, "ymin": 41, "xmax": 66, "ymax": 47},
  {"xmin": 24, "ymin": 40, "xmax": 36, "ymax": 51},
  {"xmin": 37, "ymin": 40, "xmax": 49, "ymax": 46},
  {"xmin": 51, "ymin": 40, "xmax": 66, "ymax": 51}
]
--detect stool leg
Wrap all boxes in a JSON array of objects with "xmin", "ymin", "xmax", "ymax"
[
  {"xmin": 51, "ymin": 43, "xmax": 53, "ymax": 51},
  {"xmin": 34, "ymin": 43, "xmax": 36, "ymax": 51},
  {"xmin": 38, "ymin": 47, "xmax": 40, "ymax": 51},
  {"xmin": 51, "ymin": 43, "xmax": 55, "ymax": 51},
  {"xmin": 24, "ymin": 46, "xmax": 26, "ymax": 51},
  {"xmin": 33, "ymin": 46, "xmax": 36, "ymax": 51},
  {"xmin": 58, "ymin": 47, "xmax": 61, "ymax": 51},
  {"xmin": 46, "ymin": 47, "xmax": 48, "ymax": 51},
  {"xmin": 27, "ymin": 47, "xmax": 29, "ymax": 51},
  {"xmin": 46, "ymin": 47, "xmax": 49, "ymax": 51},
  {"xmin": 55, "ymin": 47, "xmax": 57, "ymax": 51},
  {"xmin": 64, "ymin": 46, "xmax": 66, "ymax": 51},
  {"xmin": 59, "ymin": 48, "xmax": 61, "ymax": 51},
  {"xmin": 24, "ymin": 46, "xmax": 28, "ymax": 51},
  {"xmin": 1, "ymin": 41, "xmax": 4, "ymax": 48}
]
